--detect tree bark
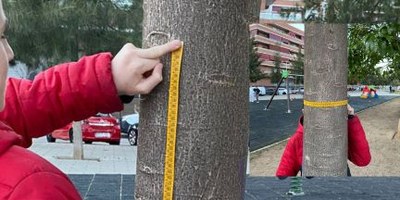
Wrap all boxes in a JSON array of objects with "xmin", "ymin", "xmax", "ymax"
[
  {"xmin": 303, "ymin": 23, "xmax": 348, "ymax": 176},
  {"xmin": 247, "ymin": 0, "xmax": 261, "ymax": 24},
  {"xmin": 136, "ymin": 1, "xmax": 250, "ymax": 199}
]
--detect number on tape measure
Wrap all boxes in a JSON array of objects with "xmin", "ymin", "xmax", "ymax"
[{"xmin": 163, "ymin": 42, "xmax": 183, "ymax": 200}]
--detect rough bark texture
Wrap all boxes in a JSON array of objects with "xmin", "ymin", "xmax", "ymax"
[
  {"xmin": 247, "ymin": 0, "xmax": 261, "ymax": 24},
  {"xmin": 303, "ymin": 23, "xmax": 348, "ymax": 176},
  {"xmin": 135, "ymin": 1, "xmax": 250, "ymax": 199}
]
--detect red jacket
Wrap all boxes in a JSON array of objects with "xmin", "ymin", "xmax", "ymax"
[
  {"xmin": 0, "ymin": 53, "xmax": 123, "ymax": 199},
  {"xmin": 276, "ymin": 115, "xmax": 371, "ymax": 177}
]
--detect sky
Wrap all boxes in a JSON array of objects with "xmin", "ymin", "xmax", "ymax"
[{"xmin": 289, "ymin": 23, "xmax": 305, "ymax": 31}]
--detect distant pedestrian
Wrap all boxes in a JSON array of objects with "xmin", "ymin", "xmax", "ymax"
[
  {"xmin": 276, "ymin": 104, "xmax": 371, "ymax": 178},
  {"xmin": 389, "ymin": 85, "xmax": 392, "ymax": 93},
  {"xmin": 253, "ymin": 87, "xmax": 261, "ymax": 103}
]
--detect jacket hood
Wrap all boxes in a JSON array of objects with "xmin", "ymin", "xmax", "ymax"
[{"xmin": 0, "ymin": 122, "xmax": 23, "ymax": 156}]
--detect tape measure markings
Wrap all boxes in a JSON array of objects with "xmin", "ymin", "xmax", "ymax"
[{"xmin": 163, "ymin": 42, "xmax": 183, "ymax": 200}]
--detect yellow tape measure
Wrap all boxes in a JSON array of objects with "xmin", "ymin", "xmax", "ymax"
[
  {"xmin": 304, "ymin": 99, "xmax": 348, "ymax": 108},
  {"xmin": 163, "ymin": 42, "xmax": 183, "ymax": 200}
]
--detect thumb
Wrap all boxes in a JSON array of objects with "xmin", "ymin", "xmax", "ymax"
[{"xmin": 136, "ymin": 63, "xmax": 164, "ymax": 94}]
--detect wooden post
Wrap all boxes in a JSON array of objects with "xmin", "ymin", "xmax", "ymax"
[
  {"xmin": 393, "ymin": 118, "xmax": 400, "ymax": 140},
  {"xmin": 72, "ymin": 121, "xmax": 84, "ymax": 160},
  {"xmin": 398, "ymin": 119, "xmax": 400, "ymax": 137}
]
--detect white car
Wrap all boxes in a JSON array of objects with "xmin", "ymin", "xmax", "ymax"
[
  {"xmin": 299, "ymin": 87, "xmax": 304, "ymax": 94},
  {"xmin": 120, "ymin": 113, "xmax": 139, "ymax": 146},
  {"xmin": 250, "ymin": 86, "xmax": 266, "ymax": 96},
  {"xmin": 277, "ymin": 88, "xmax": 288, "ymax": 95}
]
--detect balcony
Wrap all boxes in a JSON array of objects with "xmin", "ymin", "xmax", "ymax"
[
  {"xmin": 253, "ymin": 35, "xmax": 302, "ymax": 53},
  {"xmin": 250, "ymin": 24, "xmax": 304, "ymax": 46},
  {"xmin": 256, "ymin": 47, "xmax": 294, "ymax": 60},
  {"xmin": 260, "ymin": 60, "xmax": 292, "ymax": 69}
]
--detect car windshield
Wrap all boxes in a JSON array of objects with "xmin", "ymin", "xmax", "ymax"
[
  {"xmin": 124, "ymin": 114, "xmax": 139, "ymax": 124},
  {"xmin": 96, "ymin": 113, "xmax": 110, "ymax": 117}
]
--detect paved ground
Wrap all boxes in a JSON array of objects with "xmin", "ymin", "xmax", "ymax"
[
  {"xmin": 249, "ymin": 91, "xmax": 399, "ymax": 151},
  {"xmin": 29, "ymin": 137, "xmax": 137, "ymax": 174},
  {"xmin": 28, "ymin": 91, "xmax": 400, "ymax": 200},
  {"xmin": 68, "ymin": 174, "xmax": 400, "ymax": 200}
]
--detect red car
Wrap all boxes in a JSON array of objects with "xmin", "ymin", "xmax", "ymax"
[{"xmin": 46, "ymin": 113, "xmax": 121, "ymax": 145}]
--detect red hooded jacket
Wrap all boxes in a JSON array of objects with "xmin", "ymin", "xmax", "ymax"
[
  {"xmin": 0, "ymin": 53, "xmax": 123, "ymax": 199},
  {"xmin": 276, "ymin": 115, "xmax": 371, "ymax": 177}
]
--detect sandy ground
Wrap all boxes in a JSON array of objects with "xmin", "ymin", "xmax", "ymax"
[{"xmin": 250, "ymin": 97, "xmax": 400, "ymax": 176}]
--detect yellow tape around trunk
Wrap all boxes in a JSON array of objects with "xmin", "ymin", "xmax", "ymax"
[{"xmin": 303, "ymin": 99, "xmax": 348, "ymax": 108}]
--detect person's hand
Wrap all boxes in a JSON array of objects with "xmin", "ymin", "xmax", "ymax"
[
  {"xmin": 347, "ymin": 104, "xmax": 355, "ymax": 115},
  {"xmin": 111, "ymin": 40, "xmax": 182, "ymax": 95}
]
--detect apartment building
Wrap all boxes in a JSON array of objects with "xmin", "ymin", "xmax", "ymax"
[{"xmin": 250, "ymin": 0, "xmax": 304, "ymax": 86}]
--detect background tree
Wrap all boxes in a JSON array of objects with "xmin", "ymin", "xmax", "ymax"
[
  {"xmin": 303, "ymin": 22, "xmax": 349, "ymax": 176},
  {"xmin": 4, "ymin": 0, "xmax": 142, "ymax": 73},
  {"xmin": 291, "ymin": 48, "xmax": 304, "ymax": 85},
  {"xmin": 271, "ymin": 53, "xmax": 281, "ymax": 84},
  {"xmin": 279, "ymin": 0, "xmax": 399, "ymax": 177},
  {"xmin": 348, "ymin": 23, "xmax": 400, "ymax": 85},
  {"xmin": 302, "ymin": 0, "xmax": 349, "ymax": 176},
  {"xmin": 303, "ymin": 0, "xmax": 400, "ymax": 23},
  {"xmin": 249, "ymin": 39, "xmax": 264, "ymax": 83},
  {"xmin": 136, "ymin": 0, "xmax": 250, "ymax": 199}
]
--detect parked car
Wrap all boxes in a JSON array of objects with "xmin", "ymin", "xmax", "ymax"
[
  {"xmin": 277, "ymin": 88, "xmax": 288, "ymax": 95},
  {"xmin": 46, "ymin": 113, "xmax": 121, "ymax": 145},
  {"xmin": 299, "ymin": 87, "xmax": 304, "ymax": 94},
  {"xmin": 120, "ymin": 113, "xmax": 139, "ymax": 146},
  {"xmin": 48, "ymin": 123, "xmax": 73, "ymax": 142},
  {"xmin": 265, "ymin": 88, "xmax": 277, "ymax": 95},
  {"xmin": 289, "ymin": 87, "xmax": 299, "ymax": 94},
  {"xmin": 249, "ymin": 86, "xmax": 266, "ymax": 96}
]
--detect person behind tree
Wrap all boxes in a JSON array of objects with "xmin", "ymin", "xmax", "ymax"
[
  {"xmin": 276, "ymin": 104, "xmax": 371, "ymax": 177},
  {"xmin": 369, "ymin": 85, "xmax": 378, "ymax": 98},
  {"xmin": 0, "ymin": 0, "xmax": 182, "ymax": 198},
  {"xmin": 253, "ymin": 87, "xmax": 261, "ymax": 103},
  {"xmin": 361, "ymin": 85, "xmax": 370, "ymax": 99}
]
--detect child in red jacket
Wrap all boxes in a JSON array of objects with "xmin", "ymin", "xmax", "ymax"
[
  {"xmin": 276, "ymin": 105, "xmax": 371, "ymax": 177},
  {"xmin": 0, "ymin": 1, "xmax": 182, "ymax": 199}
]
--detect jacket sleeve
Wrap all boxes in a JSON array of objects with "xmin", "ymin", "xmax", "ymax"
[
  {"xmin": 348, "ymin": 115, "xmax": 371, "ymax": 166},
  {"xmin": 276, "ymin": 135, "xmax": 300, "ymax": 177},
  {"xmin": 0, "ymin": 53, "xmax": 124, "ymax": 147},
  {"xmin": 9, "ymin": 172, "xmax": 82, "ymax": 200}
]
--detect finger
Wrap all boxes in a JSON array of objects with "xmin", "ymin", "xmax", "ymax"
[
  {"xmin": 136, "ymin": 63, "xmax": 164, "ymax": 94},
  {"xmin": 138, "ymin": 40, "xmax": 182, "ymax": 59},
  {"xmin": 136, "ymin": 58, "xmax": 161, "ymax": 73}
]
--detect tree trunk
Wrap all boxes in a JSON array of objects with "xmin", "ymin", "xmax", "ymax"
[
  {"xmin": 302, "ymin": 23, "xmax": 348, "ymax": 176},
  {"xmin": 135, "ymin": 1, "xmax": 250, "ymax": 199},
  {"xmin": 247, "ymin": 0, "xmax": 261, "ymax": 24}
]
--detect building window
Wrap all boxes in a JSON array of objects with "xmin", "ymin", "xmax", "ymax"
[{"xmin": 272, "ymin": 6, "xmax": 282, "ymax": 12}]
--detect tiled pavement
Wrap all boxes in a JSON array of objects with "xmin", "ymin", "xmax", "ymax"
[
  {"xmin": 68, "ymin": 174, "xmax": 400, "ymax": 200},
  {"xmin": 29, "ymin": 138, "xmax": 137, "ymax": 174}
]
